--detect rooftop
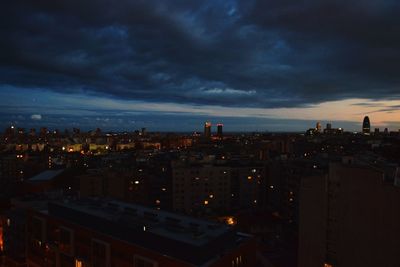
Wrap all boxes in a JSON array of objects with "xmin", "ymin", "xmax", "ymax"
[
  {"xmin": 22, "ymin": 196, "xmax": 248, "ymax": 265},
  {"xmin": 53, "ymin": 198, "xmax": 230, "ymax": 247},
  {"xmin": 28, "ymin": 169, "xmax": 64, "ymax": 182}
]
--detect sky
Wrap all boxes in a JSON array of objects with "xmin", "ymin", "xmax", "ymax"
[{"xmin": 1, "ymin": 0, "xmax": 400, "ymax": 132}]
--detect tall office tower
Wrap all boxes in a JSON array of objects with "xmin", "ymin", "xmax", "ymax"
[
  {"xmin": 204, "ymin": 122, "xmax": 211, "ymax": 138},
  {"xmin": 141, "ymin": 127, "xmax": 147, "ymax": 136},
  {"xmin": 217, "ymin": 123, "xmax": 223, "ymax": 138},
  {"xmin": 298, "ymin": 160, "xmax": 400, "ymax": 267},
  {"xmin": 316, "ymin": 122, "xmax": 322, "ymax": 133},
  {"xmin": 362, "ymin": 116, "xmax": 370, "ymax": 134}
]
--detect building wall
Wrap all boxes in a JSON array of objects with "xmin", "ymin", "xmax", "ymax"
[
  {"xmin": 298, "ymin": 163, "xmax": 400, "ymax": 267},
  {"xmin": 23, "ymin": 209, "xmax": 257, "ymax": 267},
  {"xmin": 172, "ymin": 165, "xmax": 232, "ymax": 214},
  {"xmin": 298, "ymin": 175, "xmax": 327, "ymax": 267}
]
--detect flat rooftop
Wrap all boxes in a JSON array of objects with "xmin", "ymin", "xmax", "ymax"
[
  {"xmin": 53, "ymin": 198, "xmax": 230, "ymax": 246},
  {"xmin": 29, "ymin": 169, "xmax": 64, "ymax": 182},
  {"xmin": 24, "ymin": 196, "xmax": 248, "ymax": 265}
]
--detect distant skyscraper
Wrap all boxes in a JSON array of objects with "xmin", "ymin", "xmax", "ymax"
[
  {"xmin": 362, "ymin": 116, "xmax": 370, "ymax": 134},
  {"xmin": 316, "ymin": 122, "xmax": 322, "ymax": 133},
  {"xmin": 204, "ymin": 122, "xmax": 211, "ymax": 138},
  {"xmin": 326, "ymin": 123, "xmax": 332, "ymax": 130},
  {"xmin": 384, "ymin": 127, "xmax": 389, "ymax": 134},
  {"xmin": 217, "ymin": 123, "xmax": 223, "ymax": 138}
]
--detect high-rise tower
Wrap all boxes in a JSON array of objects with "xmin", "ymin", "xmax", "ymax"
[
  {"xmin": 217, "ymin": 123, "xmax": 223, "ymax": 138},
  {"xmin": 362, "ymin": 116, "xmax": 370, "ymax": 134},
  {"xmin": 204, "ymin": 122, "xmax": 212, "ymax": 138},
  {"xmin": 316, "ymin": 122, "xmax": 322, "ymax": 133}
]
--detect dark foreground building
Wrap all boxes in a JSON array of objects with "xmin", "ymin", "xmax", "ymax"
[
  {"xmin": 3, "ymin": 196, "xmax": 257, "ymax": 267},
  {"xmin": 298, "ymin": 158, "xmax": 400, "ymax": 267}
]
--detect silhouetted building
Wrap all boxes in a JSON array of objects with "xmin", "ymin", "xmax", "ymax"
[
  {"xmin": 217, "ymin": 123, "xmax": 223, "ymax": 138},
  {"xmin": 362, "ymin": 116, "xmax": 370, "ymax": 134},
  {"xmin": 326, "ymin": 123, "xmax": 332, "ymax": 130},
  {"xmin": 29, "ymin": 128, "xmax": 36, "ymax": 136},
  {"xmin": 4, "ymin": 197, "xmax": 257, "ymax": 267},
  {"xmin": 323, "ymin": 123, "xmax": 343, "ymax": 135},
  {"xmin": 384, "ymin": 127, "xmax": 389, "ymax": 134},
  {"xmin": 299, "ymin": 160, "xmax": 400, "ymax": 267}
]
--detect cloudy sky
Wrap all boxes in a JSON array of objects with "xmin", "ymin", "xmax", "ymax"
[{"xmin": 1, "ymin": 0, "xmax": 400, "ymax": 132}]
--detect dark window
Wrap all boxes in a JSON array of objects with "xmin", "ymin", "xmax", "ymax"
[
  {"xmin": 59, "ymin": 227, "xmax": 73, "ymax": 255},
  {"xmin": 92, "ymin": 239, "xmax": 110, "ymax": 267}
]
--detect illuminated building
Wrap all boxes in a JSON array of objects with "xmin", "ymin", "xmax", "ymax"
[
  {"xmin": 362, "ymin": 116, "xmax": 370, "ymax": 134},
  {"xmin": 204, "ymin": 122, "xmax": 212, "ymax": 138},
  {"xmin": 172, "ymin": 164, "xmax": 232, "ymax": 213},
  {"xmin": 316, "ymin": 122, "xmax": 322, "ymax": 133},
  {"xmin": 172, "ymin": 160, "xmax": 267, "ymax": 214}
]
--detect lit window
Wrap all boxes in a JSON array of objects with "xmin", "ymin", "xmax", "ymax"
[
  {"xmin": 226, "ymin": 217, "xmax": 236, "ymax": 225},
  {"xmin": 75, "ymin": 259, "xmax": 83, "ymax": 267},
  {"xmin": 247, "ymin": 176, "xmax": 252, "ymax": 180},
  {"xmin": 204, "ymin": 200, "xmax": 209, "ymax": 205}
]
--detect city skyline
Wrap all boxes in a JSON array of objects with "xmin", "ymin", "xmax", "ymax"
[{"xmin": 1, "ymin": 1, "xmax": 400, "ymax": 131}]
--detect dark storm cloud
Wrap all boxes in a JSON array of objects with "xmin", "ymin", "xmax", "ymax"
[{"xmin": 1, "ymin": 0, "xmax": 400, "ymax": 108}]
